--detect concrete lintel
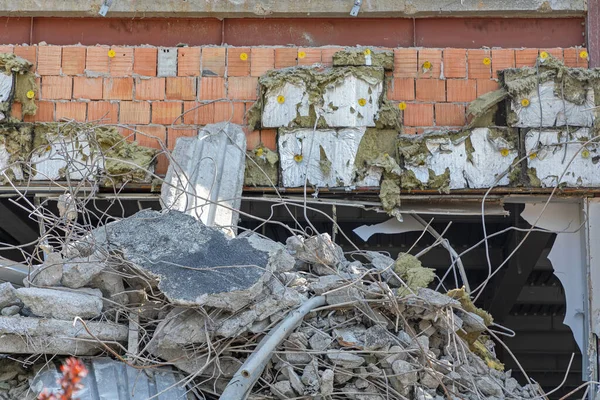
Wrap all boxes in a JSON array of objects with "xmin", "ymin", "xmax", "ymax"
[{"xmin": 0, "ymin": 0, "xmax": 586, "ymax": 18}]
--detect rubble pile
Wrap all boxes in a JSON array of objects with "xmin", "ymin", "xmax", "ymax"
[{"xmin": 0, "ymin": 210, "xmax": 542, "ymax": 399}]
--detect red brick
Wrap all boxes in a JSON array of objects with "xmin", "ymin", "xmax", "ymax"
[
  {"xmin": 55, "ymin": 102, "xmax": 87, "ymax": 122},
  {"xmin": 403, "ymin": 127, "xmax": 418, "ymax": 135},
  {"xmin": 418, "ymin": 49, "xmax": 442, "ymax": 78},
  {"xmin": 416, "ymin": 79, "xmax": 445, "ymax": 102},
  {"xmin": 578, "ymin": 48, "xmax": 589, "ymax": 68},
  {"xmin": 228, "ymin": 77, "xmax": 258, "ymax": 100},
  {"xmin": 178, "ymin": 47, "xmax": 201, "ymax": 76},
  {"xmin": 73, "ymin": 77, "xmax": 103, "ymax": 100},
  {"xmin": 0, "ymin": 46, "xmax": 13, "ymax": 54},
  {"xmin": 183, "ymin": 101, "xmax": 214, "ymax": 125},
  {"xmin": 260, "ymin": 130, "xmax": 277, "ymax": 151},
  {"xmin": 228, "ymin": 48, "xmax": 251, "ymax": 77},
  {"xmin": 110, "ymin": 47, "xmax": 134, "ymax": 76},
  {"xmin": 435, "ymin": 103, "xmax": 466, "ymax": 126},
  {"xmin": 42, "ymin": 76, "xmax": 72, "ymax": 100},
  {"xmin": 297, "ymin": 48, "xmax": 321, "ymax": 66},
  {"xmin": 543, "ymin": 48, "xmax": 564, "ymax": 61},
  {"xmin": 564, "ymin": 48, "xmax": 579, "ymax": 67},
  {"xmin": 387, "ymin": 78, "xmax": 415, "ymax": 101},
  {"xmin": 10, "ymin": 102, "xmax": 22, "ymax": 120},
  {"xmin": 202, "ymin": 47, "xmax": 226, "ymax": 76},
  {"xmin": 321, "ymin": 47, "xmax": 344, "ymax": 67},
  {"xmin": 394, "ymin": 49, "xmax": 418, "ymax": 78},
  {"xmin": 491, "ymin": 49, "xmax": 515, "ymax": 78},
  {"xmin": 87, "ymin": 101, "xmax": 118, "ymax": 124},
  {"xmin": 468, "ymin": 49, "xmax": 491, "ymax": 79},
  {"xmin": 120, "ymin": 101, "xmax": 150, "ymax": 124},
  {"xmin": 275, "ymin": 48, "xmax": 298, "ymax": 69},
  {"xmin": 250, "ymin": 48, "xmax": 275, "ymax": 77},
  {"xmin": 166, "ymin": 77, "xmax": 196, "ymax": 101},
  {"xmin": 244, "ymin": 128, "xmax": 261, "ymax": 150},
  {"xmin": 152, "ymin": 101, "xmax": 183, "ymax": 125},
  {"xmin": 214, "ymin": 101, "xmax": 245, "ymax": 124},
  {"xmin": 515, "ymin": 49, "xmax": 539, "ymax": 67},
  {"xmin": 24, "ymin": 101, "xmax": 54, "ymax": 122},
  {"xmin": 37, "ymin": 46, "xmax": 62, "ymax": 75},
  {"xmin": 447, "ymin": 80, "xmax": 477, "ymax": 102},
  {"xmin": 135, "ymin": 125, "xmax": 168, "ymax": 174},
  {"xmin": 444, "ymin": 49, "xmax": 467, "ymax": 78},
  {"xmin": 199, "ymin": 77, "xmax": 225, "ymax": 100},
  {"xmin": 86, "ymin": 46, "xmax": 110, "ymax": 74},
  {"xmin": 403, "ymin": 103, "xmax": 434, "ymax": 126},
  {"xmin": 103, "ymin": 77, "xmax": 133, "ymax": 100},
  {"xmin": 476, "ymin": 79, "xmax": 500, "ymax": 97},
  {"xmin": 14, "ymin": 46, "xmax": 36, "ymax": 72},
  {"xmin": 134, "ymin": 48, "xmax": 157, "ymax": 76},
  {"xmin": 168, "ymin": 127, "xmax": 198, "ymax": 150},
  {"xmin": 136, "ymin": 77, "xmax": 165, "ymax": 100},
  {"xmin": 62, "ymin": 47, "xmax": 86, "ymax": 75}
]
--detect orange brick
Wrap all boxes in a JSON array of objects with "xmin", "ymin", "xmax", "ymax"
[
  {"xmin": 245, "ymin": 128, "xmax": 261, "ymax": 150},
  {"xmin": 136, "ymin": 77, "xmax": 165, "ymax": 100},
  {"xmin": 491, "ymin": 49, "xmax": 515, "ymax": 78},
  {"xmin": 134, "ymin": 48, "xmax": 157, "ymax": 76},
  {"xmin": 543, "ymin": 48, "xmax": 564, "ymax": 61},
  {"xmin": 202, "ymin": 47, "xmax": 226, "ymax": 76},
  {"xmin": 321, "ymin": 47, "xmax": 344, "ymax": 67},
  {"xmin": 388, "ymin": 78, "xmax": 415, "ymax": 101},
  {"xmin": 228, "ymin": 48, "xmax": 251, "ymax": 77},
  {"xmin": 183, "ymin": 101, "xmax": 214, "ymax": 125},
  {"xmin": 116, "ymin": 126, "xmax": 135, "ymax": 142},
  {"xmin": 444, "ymin": 49, "xmax": 466, "ymax": 78},
  {"xmin": 515, "ymin": 49, "xmax": 539, "ymax": 67},
  {"xmin": 394, "ymin": 49, "xmax": 418, "ymax": 78},
  {"xmin": 564, "ymin": 48, "xmax": 579, "ymax": 67},
  {"xmin": 228, "ymin": 77, "xmax": 258, "ymax": 100},
  {"xmin": 297, "ymin": 48, "xmax": 321, "ymax": 66},
  {"xmin": 275, "ymin": 48, "xmax": 298, "ymax": 68},
  {"xmin": 152, "ymin": 101, "xmax": 183, "ymax": 125},
  {"xmin": 120, "ymin": 101, "xmax": 150, "ymax": 124},
  {"xmin": 0, "ymin": 46, "xmax": 14, "ymax": 54},
  {"xmin": 24, "ymin": 101, "xmax": 54, "ymax": 122},
  {"xmin": 214, "ymin": 101, "xmax": 245, "ymax": 124},
  {"xmin": 579, "ymin": 48, "xmax": 589, "ymax": 68},
  {"xmin": 103, "ymin": 77, "xmax": 133, "ymax": 100},
  {"xmin": 435, "ymin": 103, "xmax": 466, "ymax": 126},
  {"xmin": 62, "ymin": 47, "xmax": 86, "ymax": 75},
  {"xmin": 37, "ymin": 46, "xmax": 62, "ymax": 75},
  {"xmin": 87, "ymin": 101, "xmax": 118, "ymax": 124},
  {"xmin": 55, "ymin": 102, "xmax": 87, "ymax": 122},
  {"xmin": 260, "ymin": 130, "xmax": 277, "ymax": 151},
  {"xmin": 86, "ymin": 46, "xmax": 110, "ymax": 74},
  {"xmin": 447, "ymin": 80, "xmax": 477, "ymax": 102},
  {"xmin": 10, "ymin": 102, "xmax": 22, "ymax": 120},
  {"xmin": 135, "ymin": 125, "xmax": 168, "ymax": 174},
  {"xmin": 416, "ymin": 79, "xmax": 445, "ymax": 102},
  {"xmin": 418, "ymin": 49, "xmax": 442, "ymax": 78},
  {"xmin": 14, "ymin": 46, "xmax": 36, "ymax": 72},
  {"xmin": 42, "ymin": 76, "xmax": 72, "ymax": 100},
  {"xmin": 404, "ymin": 103, "xmax": 434, "ymax": 126},
  {"xmin": 250, "ymin": 48, "xmax": 275, "ymax": 77},
  {"xmin": 178, "ymin": 47, "xmax": 201, "ymax": 76},
  {"xmin": 168, "ymin": 127, "xmax": 198, "ymax": 150},
  {"xmin": 467, "ymin": 49, "xmax": 491, "ymax": 79},
  {"xmin": 109, "ymin": 47, "xmax": 134, "ymax": 76},
  {"xmin": 199, "ymin": 77, "xmax": 225, "ymax": 100},
  {"xmin": 476, "ymin": 79, "xmax": 500, "ymax": 97},
  {"xmin": 403, "ymin": 127, "xmax": 418, "ymax": 135},
  {"xmin": 73, "ymin": 77, "xmax": 103, "ymax": 100},
  {"xmin": 166, "ymin": 77, "xmax": 196, "ymax": 101}
]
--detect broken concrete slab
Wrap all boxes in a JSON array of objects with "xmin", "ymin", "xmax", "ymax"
[
  {"xmin": 15, "ymin": 287, "xmax": 103, "ymax": 320},
  {"xmin": 161, "ymin": 122, "xmax": 246, "ymax": 236},
  {"xmin": 61, "ymin": 254, "xmax": 106, "ymax": 288},
  {"xmin": 29, "ymin": 253, "xmax": 63, "ymax": 287},
  {"xmin": 94, "ymin": 210, "xmax": 272, "ymax": 312},
  {"xmin": 278, "ymin": 127, "xmax": 366, "ymax": 187},
  {"xmin": 262, "ymin": 81, "xmax": 310, "ymax": 128},
  {"xmin": 286, "ymin": 233, "xmax": 344, "ymax": 267},
  {"xmin": 89, "ymin": 271, "xmax": 128, "ymax": 307},
  {"xmin": 0, "ymin": 283, "xmax": 16, "ymax": 308}
]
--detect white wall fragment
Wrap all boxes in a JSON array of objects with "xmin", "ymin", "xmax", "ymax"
[
  {"xmin": 157, "ymin": 48, "xmax": 177, "ymax": 77},
  {"xmin": 0, "ymin": 73, "xmax": 13, "ymax": 103},
  {"xmin": 30, "ymin": 136, "xmax": 99, "ymax": 181},
  {"xmin": 262, "ymin": 82, "xmax": 310, "ymax": 128},
  {"xmin": 510, "ymin": 82, "xmax": 594, "ymax": 128},
  {"xmin": 279, "ymin": 127, "xmax": 366, "ymax": 187},
  {"xmin": 525, "ymin": 128, "xmax": 600, "ymax": 187},
  {"xmin": 322, "ymin": 74, "xmax": 383, "ymax": 127},
  {"xmin": 0, "ymin": 142, "xmax": 23, "ymax": 180}
]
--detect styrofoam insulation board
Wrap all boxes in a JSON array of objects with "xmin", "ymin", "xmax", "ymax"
[
  {"xmin": 322, "ymin": 74, "xmax": 383, "ymax": 127},
  {"xmin": 0, "ymin": 142, "xmax": 23, "ymax": 180},
  {"xmin": 510, "ymin": 81, "xmax": 595, "ymax": 128},
  {"xmin": 161, "ymin": 122, "xmax": 246, "ymax": 237},
  {"xmin": 525, "ymin": 128, "xmax": 600, "ymax": 187},
  {"xmin": 262, "ymin": 81, "xmax": 310, "ymax": 128},
  {"xmin": 279, "ymin": 127, "xmax": 366, "ymax": 187},
  {"xmin": 30, "ymin": 136, "xmax": 100, "ymax": 181},
  {"xmin": 404, "ymin": 128, "xmax": 518, "ymax": 189},
  {"xmin": 0, "ymin": 73, "xmax": 12, "ymax": 122}
]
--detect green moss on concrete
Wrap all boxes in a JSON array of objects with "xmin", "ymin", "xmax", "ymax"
[
  {"xmin": 332, "ymin": 49, "xmax": 394, "ymax": 70},
  {"xmin": 394, "ymin": 252, "xmax": 436, "ymax": 296}
]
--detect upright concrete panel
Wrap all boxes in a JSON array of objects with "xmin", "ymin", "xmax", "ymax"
[
  {"xmin": 322, "ymin": 74, "xmax": 383, "ymax": 127},
  {"xmin": 157, "ymin": 47, "xmax": 177, "ymax": 77},
  {"xmin": 262, "ymin": 81, "xmax": 310, "ymax": 128}
]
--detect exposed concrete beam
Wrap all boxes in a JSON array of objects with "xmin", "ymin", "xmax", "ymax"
[{"xmin": 0, "ymin": 0, "xmax": 586, "ymax": 18}]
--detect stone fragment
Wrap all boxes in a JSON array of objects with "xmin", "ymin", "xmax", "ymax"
[
  {"xmin": 363, "ymin": 325, "xmax": 392, "ymax": 350},
  {"xmin": 89, "ymin": 271, "xmax": 128, "ymax": 307},
  {"xmin": 0, "ymin": 283, "xmax": 17, "ymax": 308},
  {"xmin": 61, "ymin": 254, "xmax": 106, "ymax": 288},
  {"xmin": 309, "ymin": 275, "xmax": 345, "ymax": 295},
  {"xmin": 151, "ymin": 308, "xmax": 208, "ymax": 349},
  {"xmin": 286, "ymin": 233, "xmax": 344, "ymax": 267},
  {"xmin": 456, "ymin": 310, "xmax": 485, "ymax": 333},
  {"xmin": 420, "ymin": 368, "xmax": 441, "ymax": 389},
  {"xmin": 272, "ymin": 380, "xmax": 295, "ymax": 400},
  {"xmin": 30, "ymin": 253, "xmax": 63, "ymax": 287},
  {"xmin": 301, "ymin": 359, "xmax": 320, "ymax": 388},
  {"xmin": 326, "ymin": 350, "xmax": 365, "ymax": 368},
  {"xmin": 320, "ymin": 369, "xmax": 334, "ymax": 396},
  {"xmin": 287, "ymin": 366, "xmax": 305, "ymax": 395},
  {"xmin": 391, "ymin": 359, "xmax": 418, "ymax": 386},
  {"xmin": 506, "ymin": 377, "xmax": 521, "ymax": 394},
  {"xmin": 1, "ymin": 305, "xmax": 19, "ymax": 316},
  {"xmin": 309, "ymin": 331, "xmax": 332, "ymax": 351},
  {"xmin": 476, "ymin": 376, "xmax": 503, "ymax": 397},
  {"xmin": 417, "ymin": 288, "xmax": 460, "ymax": 308},
  {"xmin": 15, "ymin": 287, "xmax": 103, "ymax": 320}
]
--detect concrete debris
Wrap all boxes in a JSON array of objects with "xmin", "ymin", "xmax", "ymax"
[
  {"xmin": 16, "ymin": 287, "xmax": 103, "ymax": 320},
  {"xmin": 0, "ymin": 282, "xmax": 17, "ymax": 308},
  {"xmin": 61, "ymin": 253, "xmax": 107, "ymax": 288},
  {"xmin": 29, "ymin": 252, "xmax": 63, "ymax": 286}
]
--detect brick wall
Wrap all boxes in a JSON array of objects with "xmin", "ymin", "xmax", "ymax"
[{"xmin": 1, "ymin": 44, "xmax": 589, "ymax": 173}]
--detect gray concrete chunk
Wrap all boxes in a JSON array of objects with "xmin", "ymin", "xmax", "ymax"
[
  {"xmin": 326, "ymin": 350, "xmax": 365, "ymax": 368},
  {"xmin": 15, "ymin": 287, "xmax": 103, "ymax": 320},
  {"xmin": 157, "ymin": 48, "xmax": 177, "ymax": 77},
  {"xmin": 0, "ymin": 282, "xmax": 17, "ymax": 308}
]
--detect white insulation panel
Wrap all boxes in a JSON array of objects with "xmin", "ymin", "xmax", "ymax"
[
  {"xmin": 30, "ymin": 137, "xmax": 99, "ymax": 181},
  {"xmin": 262, "ymin": 82, "xmax": 310, "ymax": 128},
  {"xmin": 322, "ymin": 75, "xmax": 383, "ymax": 127}
]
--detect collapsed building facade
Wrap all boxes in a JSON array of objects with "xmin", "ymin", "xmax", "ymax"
[{"xmin": 0, "ymin": 1, "xmax": 599, "ymax": 399}]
